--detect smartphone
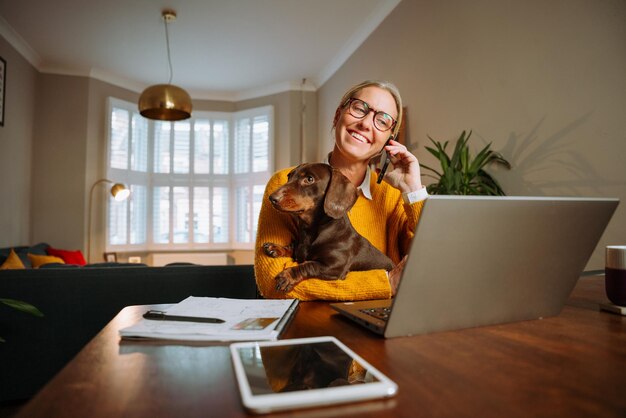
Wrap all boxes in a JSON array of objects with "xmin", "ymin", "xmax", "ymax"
[{"xmin": 376, "ymin": 136, "xmax": 394, "ymax": 184}]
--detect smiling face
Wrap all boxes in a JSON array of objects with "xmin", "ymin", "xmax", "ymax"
[{"xmin": 333, "ymin": 86, "xmax": 399, "ymax": 164}]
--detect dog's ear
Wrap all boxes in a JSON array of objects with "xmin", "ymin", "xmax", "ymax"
[
  {"xmin": 324, "ymin": 168, "xmax": 358, "ymax": 218},
  {"xmin": 287, "ymin": 164, "xmax": 303, "ymax": 180}
]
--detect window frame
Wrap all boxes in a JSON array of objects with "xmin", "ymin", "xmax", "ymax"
[{"xmin": 104, "ymin": 98, "xmax": 274, "ymax": 252}]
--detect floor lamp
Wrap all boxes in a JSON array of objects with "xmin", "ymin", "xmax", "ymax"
[{"xmin": 87, "ymin": 179, "xmax": 130, "ymax": 262}]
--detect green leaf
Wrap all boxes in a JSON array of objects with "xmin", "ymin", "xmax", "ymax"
[
  {"xmin": 449, "ymin": 131, "xmax": 467, "ymax": 169},
  {"xmin": 419, "ymin": 163, "xmax": 443, "ymax": 177},
  {"xmin": 469, "ymin": 143, "xmax": 493, "ymax": 173},
  {"xmin": 460, "ymin": 144, "xmax": 470, "ymax": 176},
  {"xmin": 0, "ymin": 298, "xmax": 44, "ymax": 317},
  {"xmin": 438, "ymin": 151, "xmax": 450, "ymax": 172},
  {"xmin": 489, "ymin": 152, "xmax": 512, "ymax": 169},
  {"xmin": 480, "ymin": 170, "xmax": 506, "ymax": 195},
  {"xmin": 424, "ymin": 146, "xmax": 442, "ymax": 160}
]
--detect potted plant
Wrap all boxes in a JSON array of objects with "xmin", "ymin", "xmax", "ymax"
[
  {"xmin": 1, "ymin": 298, "xmax": 43, "ymax": 342},
  {"xmin": 420, "ymin": 130, "xmax": 511, "ymax": 195}
]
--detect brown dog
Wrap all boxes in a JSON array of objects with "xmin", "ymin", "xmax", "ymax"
[{"xmin": 263, "ymin": 163, "xmax": 394, "ymax": 292}]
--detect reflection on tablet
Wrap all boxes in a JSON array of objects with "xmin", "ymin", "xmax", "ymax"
[{"xmin": 237, "ymin": 341, "xmax": 378, "ymax": 395}]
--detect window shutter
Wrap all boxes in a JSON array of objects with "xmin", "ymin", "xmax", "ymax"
[
  {"xmin": 108, "ymin": 196, "xmax": 128, "ymax": 245},
  {"xmin": 234, "ymin": 118, "xmax": 251, "ymax": 174},
  {"xmin": 173, "ymin": 122, "xmax": 190, "ymax": 174},
  {"xmin": 153, "ymin": 186, "xmax": 170, "ymax": 244},
  {"xmin": 252, "ymin": 185, "xmax": 265, "ymax": 240},
  {"xmin": 235, "ymin": 186, "xmax": 251, "ymax": 242},
  {"xmin": 131, "ymin": 114, "xmax": 148, "ymax": 172},
  {"xmin": 252, "ymin": 115, "xmax": 269, "ymax": 172},
  {"xmin": 172, "ymin": 187, "xmax": 189, "ymax": 243},
  {"xmin": 194, "ymin": 120, "xmax": 211, "ymax": 174},
  {"xmin": 213, "ymin": 120, "xmax": 229, "ymax": 174},
  {"xmin": 213, "ymin": 187, "xmax": 229, "ymax": 243},
  {"xmin": 154, "ymin": 122, "xmax": 171, "ymax": 173},
  {"xmin": 193, "ymin": 187, "xmax": 210, "ymax": 243},
  {"xmin": 110, "ymin": 108, "xmax": 129, "ymax": 169},
  {"xmin": 130, "ymin": 185, "xmax": 147, "ymax": 244}
]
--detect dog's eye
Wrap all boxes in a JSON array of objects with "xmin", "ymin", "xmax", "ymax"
[{"xmin": 303, "ymin": 175, "xmax": 314, "ymax": 185}]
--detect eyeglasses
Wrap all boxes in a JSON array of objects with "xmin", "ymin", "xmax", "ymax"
[{"xmin": 344, "ymin": 98, "xmax": 397, "ymax": 132}]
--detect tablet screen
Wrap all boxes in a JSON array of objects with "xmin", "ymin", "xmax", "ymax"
[
  {"xmin": 236, "ymin": 340, "xmax": 378, "ymax": 395},
  {"xmin": 231, "ymin": 337, "xmax": 397, "ymax": 413}
]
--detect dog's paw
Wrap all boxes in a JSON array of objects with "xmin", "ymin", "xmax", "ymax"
[
  {"xmin": 263, "ymin": 242, "xmax": 280, "ymax": 257},
  {"xmin": 275, "ymin": 271, "xmax": 299, "ymax": 292},
  {"xmin": 263, "ymin": 242, "xmax": 291, "ymax": 258}
]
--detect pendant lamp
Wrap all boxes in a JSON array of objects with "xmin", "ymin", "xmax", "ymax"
[{"xmin": 138, "ymin": 10, "xmax": 192, "ymax": 121}]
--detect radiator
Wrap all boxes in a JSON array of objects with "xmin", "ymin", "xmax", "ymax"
[{"xmin": 148, "ymin": 252, "xmax": 233, "ymax": 266}]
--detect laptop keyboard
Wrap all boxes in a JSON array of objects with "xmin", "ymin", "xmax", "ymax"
[{"xmin": 359, "ymin": 307, "xmax": 391, "ymax": 322}]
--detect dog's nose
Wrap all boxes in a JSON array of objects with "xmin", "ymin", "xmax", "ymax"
[{"xmin": 269, "ymin": 194, "xmax": 279, "ymax": 205}]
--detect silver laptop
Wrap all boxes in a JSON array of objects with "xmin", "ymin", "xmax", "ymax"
[{"xmin": 331, "ymin": 196, "xmax": 619, "ymax": 338}]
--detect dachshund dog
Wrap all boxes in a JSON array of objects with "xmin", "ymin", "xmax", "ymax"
[{"xmin": 263, "ymin": 163, "xmax": 394, "ymax": 292}]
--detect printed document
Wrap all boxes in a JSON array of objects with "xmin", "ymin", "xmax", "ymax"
[{"xmin": 119, "ymin": 296, "xmax": 299, "ymax": 342}]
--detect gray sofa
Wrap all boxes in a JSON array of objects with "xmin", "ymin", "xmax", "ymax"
[{"xmin": 0, "ymin": 263, "xmax": 258, "ymax": 402}]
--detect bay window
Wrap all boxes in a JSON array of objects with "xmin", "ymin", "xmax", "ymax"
[{"xmin": 105, "ymin": 98, "xmax": 273, "ymax": 251}]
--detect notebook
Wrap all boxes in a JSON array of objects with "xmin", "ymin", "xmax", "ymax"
[{"xmin": 331, "ymin": 196, "xmax": 619, "ymax": 338}]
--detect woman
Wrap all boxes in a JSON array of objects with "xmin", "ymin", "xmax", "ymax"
[{"xmin": 255, "ymin": 80, "xmax": 428, "ymax": 301}]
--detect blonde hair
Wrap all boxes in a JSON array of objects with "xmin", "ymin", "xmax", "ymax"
[{"xmin": 335, "ymin": 80, "xmax": 403, "ymax": 139}]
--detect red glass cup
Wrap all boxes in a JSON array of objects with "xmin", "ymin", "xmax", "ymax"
[{"xmin": 605, "ymin": 245, "xmax": 626, "ymax": 306}]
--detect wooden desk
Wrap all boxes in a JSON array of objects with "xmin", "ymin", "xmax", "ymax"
[{"xmin": 16, "ymin": 276, "xmax": 626, "ymax": 418}]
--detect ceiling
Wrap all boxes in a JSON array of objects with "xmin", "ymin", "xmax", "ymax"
[{"xmin": 0, "ymin": 0, "xmax": 400, "ymax": 101}]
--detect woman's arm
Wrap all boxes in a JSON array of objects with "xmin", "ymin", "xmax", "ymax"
[
  {"xmin": 379, "ymin": 188, "xmax": 425, "ymax": 296},
  {"xmin": 397, "ymin": 199, "xmax": 425, "ymax": 256},
  {"xmin": 376, "ymin": 139, "xmax": 427, "ymax": 257}
]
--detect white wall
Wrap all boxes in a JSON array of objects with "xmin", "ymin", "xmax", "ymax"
[
  {"xmin": 31, "ymin": 74, "xmax": 89, "ymax": 250},
  {"xmin": 318, "ymin": 0, "xmax": 626, "ymax": 269},
  {"xmin": 0, "ymin": 36, "xmax": 37, "ymax": 247}
]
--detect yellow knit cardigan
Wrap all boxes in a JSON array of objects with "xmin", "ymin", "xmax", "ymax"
[{"xmin": 254, "ymin": 166, "xmax": 424, "ymax": 301}]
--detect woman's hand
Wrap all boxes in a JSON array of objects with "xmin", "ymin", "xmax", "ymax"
[
  {"xmin": 388, "ymin": 255, "xmax": 408, "ymax": 296},
  {"xmin": 378, "ymin": 139, "xmax": 422, "ymax": 193}
]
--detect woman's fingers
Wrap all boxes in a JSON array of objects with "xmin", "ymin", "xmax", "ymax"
[{"xmin": 383, "ymin": 140, "xmax": 422, "ymax": 191}]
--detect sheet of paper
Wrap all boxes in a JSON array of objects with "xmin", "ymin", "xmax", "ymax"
[{"xmin": 119, "ymin": 297, "xmax": 298, "ymax": 342}]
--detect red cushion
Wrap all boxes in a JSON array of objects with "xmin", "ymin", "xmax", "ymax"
[{"xmin": 46, "ymin": 247, "xmax": 87, "ymax": 266}]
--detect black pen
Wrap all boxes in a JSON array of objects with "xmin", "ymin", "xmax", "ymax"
[{"xmin": 143, "ymin": 310, "xmax": 225, "ymax": 324}]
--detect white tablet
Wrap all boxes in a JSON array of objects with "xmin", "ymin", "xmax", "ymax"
[{"xmin": 230, "ymin": 336, "xmax": 398, "ymax": 414}]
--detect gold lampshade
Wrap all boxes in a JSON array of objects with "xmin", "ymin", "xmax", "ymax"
[
  {"xmin": 138, "ymin": 84, "xmax": 192, "ymax": 121},
  {"xmin": 110, "ymin": 183, "xmax": 130, "ymax": 201},
  {"xmin": 138, "ymin": 10, "xmax": 192, "ymax": 122}
]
